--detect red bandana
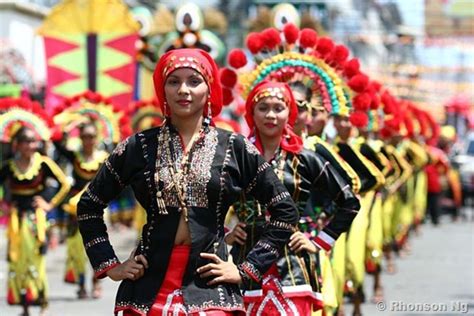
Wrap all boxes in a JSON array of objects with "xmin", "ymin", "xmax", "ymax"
[
  {"xmin": 245, "ymin": 81, "xmax": 303, "ymax": 155},
  {"xmin": 153, "ymin": 48, "xmax": 223, "ymax": 118}
]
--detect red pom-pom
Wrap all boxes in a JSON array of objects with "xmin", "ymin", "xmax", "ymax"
[
  {"xmin": 222, "ymin": 88, "xmax": 234, "ymax": 105},
  {"xmin": 299, "ymin": 28, "xmax": 318, "ymax": 49},
  {"xmin": 246, "ymin": 32, "xmax": 264, "ymax": 54},
  {"xmin": 348, "ymin": 74, "xmax": 369, "ymax": 93},
  {"xmin": 370, "ymin": 93, "xmax": 380, "ymax": 110},
  {"xmin": 331, "ymin": 45, "xmax": 349, "ymax": 66},
  {"xmin": 316, "ymin": 37, "xmax": 334, "ymax": 56},
  {"xmin": 220, "ymin": 68, "xmax": 238, "ymax": 88},
  {"xmin": 262, "ymin": 28, "xmax": 281, "ymax": 50},
  {"xmin": 352, "ymin": 93, "xmax": 371, "ymax": 112},
  {"xmin": 385, "ymin": 117, "xmax": 400, "ymax": 130},
  {"xmin": 283, "ymin": 23, "xmax": 299, "ymax": 44},
  {"xmin": 371, "ymin": 81, "xmax": 382, "ymax": 92},
  {"xmin": 344, "ymin": 58, "xmax": 360, "ymax": 78},
  {"xmin": 381, "ymin": 91, "xmax": 393, "ymax": 114},
  {"xmin": 228, "ymin": 49, "xmax": 247, "ymax": 69},
  {"xmin": 350, "ymin": 111, "xmax": 369, "ymax": 128}
]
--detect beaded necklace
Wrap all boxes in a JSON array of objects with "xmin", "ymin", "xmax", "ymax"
[{"xmin": 155, "ymin": 121, "xmax": 207, "ymax": 221}]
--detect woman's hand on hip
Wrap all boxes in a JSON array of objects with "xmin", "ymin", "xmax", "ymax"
[
  {"xmin": 197, "ymin": 253, "xmax": 242, "ymax": 285},
  {"xmin": 107, "ymin": 250, "xmax": 149, "ymax": 281},
  {"xmin": 33, "ymin": 196, "xmax": 53, "ymax": 212}
]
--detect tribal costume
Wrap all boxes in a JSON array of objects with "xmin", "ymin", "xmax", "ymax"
[
  {"xmin": 77, "ymin": 49, "xmax": 299, "ymax": 315},
  {"xmin": 228, "ymin": 81, "xmax": 359, "ymax": 315}
]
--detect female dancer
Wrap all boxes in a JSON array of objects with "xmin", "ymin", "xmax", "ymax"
[
  {"xmin": 226, "ymin": 81, "xmax": 360, "ymax": 315},
  {"xmin": 1, "ymin": 126, "xmax": 70, "ymax": 316},
  {"xmin": 77, "ymin": 48, "xmax": 299, "ymax": 315},
  {"xmin": 53, "ymin": 121, "xmax": 108, "ymax": 298}
]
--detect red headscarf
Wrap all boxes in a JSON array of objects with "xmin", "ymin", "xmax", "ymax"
[
  {"xmin": 153, "ymin": 48, "xmax": 223, "ymax": 117},
  {"xmin": 245, "ymin": 81, "xmax": 303, "ymax": 154}
]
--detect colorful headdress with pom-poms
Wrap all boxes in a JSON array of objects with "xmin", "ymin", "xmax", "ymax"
[
  {"xmin": 221, "ymin": 23, "xmax": 373, "ymax": 127},
  {"xmin": 364, "ymin": 81, "xmax": 386, "ymax": 133},
  {"xmin": 53, "ymin": 91, "xmax": 131, "ymax": 144},
  {"xmin": 128, "ymin": 99, "xmax": 164, "ymax": 132},
  {"xmin": 0, "ymin": 97, "xmax": 53, "ymax": 142}
]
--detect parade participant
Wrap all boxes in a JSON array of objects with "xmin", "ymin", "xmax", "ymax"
[
  {"xmin": 288, "ymin": 81, "xmax": 312, "ymax": 137},
  {"xmin": 52, "ymin": 121, "xmax": 108, "ymax": 299},
  {"xmin": 0, "ymin": 98, "xmax": 70, "ymax": 316},
  {"xmin": 77, "ymin": 48, "xmax": 299, "ymax": 315},
  {"xmin": 220, "ymin": 24, "xmax": 363, "ymax": 315},
  {"xmin": 225, "ymin": 81, "xmax": 360, "ymax": 315},
  {"xmin": 53, "ymin": 91, "xmax": 132, "ymax": 299},
  {"xmin": 351, "ymin": 90, "xmax": 394, "ymax": 304},
  {"xmin": 332, "ymin": 108, "xmax": 385, "ymax": 316}
]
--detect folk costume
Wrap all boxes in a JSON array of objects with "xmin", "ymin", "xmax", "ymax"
[
  {"xmin": 0, "ymin": 98, "xmax": 70, "ymax": 308},
  {"xmin": 226, "ymin": 81, "xmax": 360, "ymax": 315},
  {"xmin": 220, "ymin": 24, "xmax": 366, "ymax": 315},
  {"xmin": 77, "ymin": 48, "xmax": 299, "ymax": 315}
]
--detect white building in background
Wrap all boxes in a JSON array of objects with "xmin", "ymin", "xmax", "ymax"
[{"xmin": 0, "ymin": 1, "xmax": 50, "ymax": 84}]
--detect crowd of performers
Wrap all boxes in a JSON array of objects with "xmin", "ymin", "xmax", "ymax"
[{"xmin": 0, "ymin": 21, "xmax": 464, "ymax": 316}]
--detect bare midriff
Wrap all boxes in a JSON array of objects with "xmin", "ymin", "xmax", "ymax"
[{"xmin": 174, "ymin": 213, "xmax": 192, "ymax": 245}]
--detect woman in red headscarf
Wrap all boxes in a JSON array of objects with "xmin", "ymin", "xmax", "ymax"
[
  {"xmin": 76, "ymin": 49, "xmax": 299, "ymax": 315},
  {"xmin": 224, "ymin": 81, "xmax": 360, "ymax": 315}
]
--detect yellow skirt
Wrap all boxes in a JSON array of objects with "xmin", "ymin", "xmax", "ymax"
[
  {"xmin": 331, "ymin": 232, "xmax": 347, "ymax": 307},
  {"xmin": 7, "ymin": 208, "xmax": 48, "ymax": 306},
  {"xmin": 63, "ymin": 190, "xmax": 88, "ymax": 285},
  {"xmin": 64, "ymin": 226, "xmax": 87, "ymax": 285},
  {"xmin": 414, "ymin": 172, "xmax": 428, "ymax": 223},
  {"xmin": 366, "ymin": 193, "xmax": 384, "ymax": 270},
  {"xmin": 346, "ymin": 191, "xmax": 374, "ymax": 287}
]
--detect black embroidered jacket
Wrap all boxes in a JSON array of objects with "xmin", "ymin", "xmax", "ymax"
[
  {"xmin": 230, "ymin": 148, "xmax": 360, "ymax": 290},
  {"xmin": 77, "ymin": 123, "xmax": 299, "ymax": 315}
]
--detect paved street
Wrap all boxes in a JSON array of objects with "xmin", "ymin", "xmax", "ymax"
[
  {"xmin": 361, "ymin": 216, "xmax": 474, "ymax": 316},
  {"xmin": 0, "ymin": 216, "xmax": 472, "ymax": 316}
]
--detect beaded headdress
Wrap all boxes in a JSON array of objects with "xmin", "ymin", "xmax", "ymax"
[
  {"xmin": 0, "ymin": 98, "xmax": 53, "ymax": 142},
  {"xmin": 220, "ymin": 23, "xmax": 377, "ymax": 127},
  {"xmin": 53, "ymin": 90, "xmax": 131, "ymax": 143}
]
